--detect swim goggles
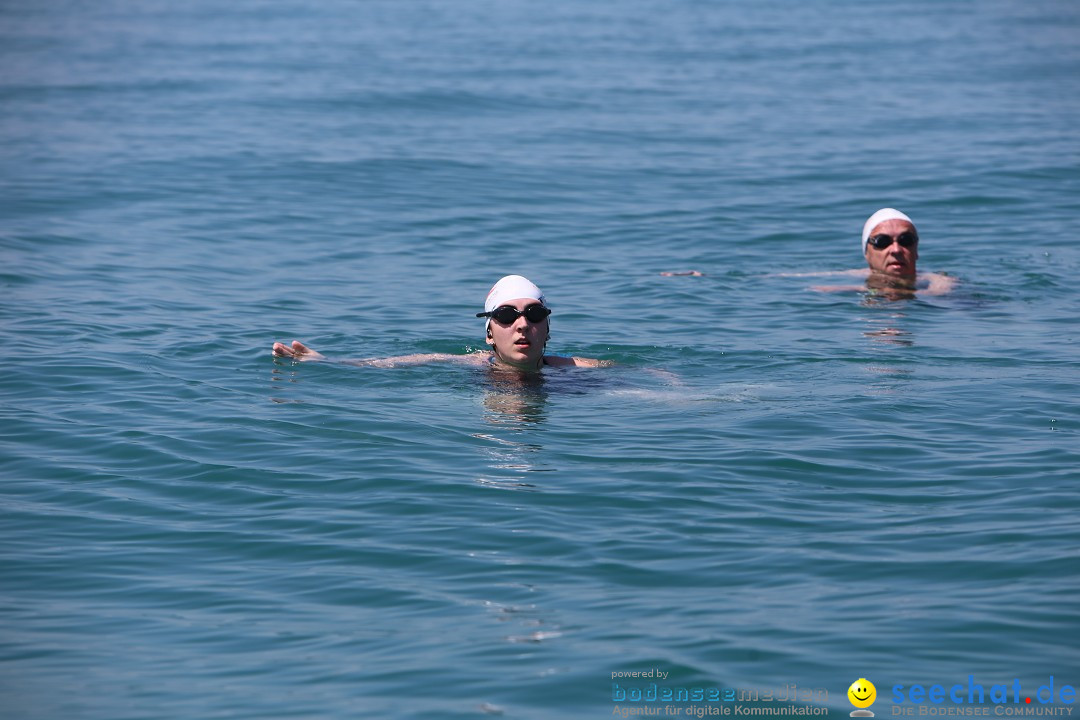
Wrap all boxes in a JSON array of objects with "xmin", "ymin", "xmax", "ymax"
[
  {"xmin": 476, "ymin": 304, "xmax": 551, "ymax": 325},
  {"xmin": 866, "ymin": 231, "xmax": 918, "ymax": 250}
]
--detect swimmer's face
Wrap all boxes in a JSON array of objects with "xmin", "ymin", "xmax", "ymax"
[
  {"xmin": 487, "ymin": 297, "xmax": 549, "ymax": 371},
  {"xmin": 865, "ymin": 218, "xmax": 918, "ymax": 279}
]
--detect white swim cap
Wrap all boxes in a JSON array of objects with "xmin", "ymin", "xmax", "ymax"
[
  {"xmin": 485, "ymin": 275, "xmax": 545, "ymax": 313},
  {"xmin": 482, "ymin": 275, "xmax": 546, "ymax": 334},
  {"xmin": 862, "ymin": 208, "xmax": 915, "ymax": 253}
]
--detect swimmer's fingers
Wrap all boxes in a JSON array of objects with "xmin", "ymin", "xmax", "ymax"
[
  {"xmin": 289, "ymin": 341, "xmax": 325, "ymax": 360},
  {"xmin": 272, "ymin": 340, "xmax": 325, "ymax": 361}
]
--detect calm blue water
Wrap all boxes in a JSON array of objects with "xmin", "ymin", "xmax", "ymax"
[{"xmin": 2, "ymin": 0, "xmax": 1078, "ymax": 718}]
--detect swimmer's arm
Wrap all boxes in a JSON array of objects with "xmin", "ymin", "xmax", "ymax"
[
  {"xmin": 347, "ymin": 353, "xmax": 487, "ymax": 368},
  {"xmin": 769, "ymin": 269, "xmax": 869, "ymax": 279},
  {"xmin": 920, "ymin": 272, "xmax": 957, "ymax": 296},
  {"xmin": 543, "ymin": 355, "xmax": 614, "ymax": 368},
  {"xmin": 660, "ymin": 270, "xmax": 706, "ymax": 277},
  {"xmin": 810, "ymin": 283, "xmax": 868, "ymax": 293},
  {"xmin": 272, "ymin": 341, "xmax": 488, "ymax": 367}
]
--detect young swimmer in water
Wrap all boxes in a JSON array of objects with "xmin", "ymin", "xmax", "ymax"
[{"xmin": 272, "ymin": 275, "xmax": 609, "ymax": 371}]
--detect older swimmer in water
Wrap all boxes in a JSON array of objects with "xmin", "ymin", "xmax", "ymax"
[
  {"xmin": 804, "ymin": 208, "xmax": 956, "ymax": 296},
  {"xmin": 272, "ymin": 275, "xmax": 609, "ymax": 370}
]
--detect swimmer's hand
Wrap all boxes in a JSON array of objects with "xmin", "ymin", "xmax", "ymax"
[{"xmin": 272, "ymin": 340, "xmax": 326, "ymax": 361}]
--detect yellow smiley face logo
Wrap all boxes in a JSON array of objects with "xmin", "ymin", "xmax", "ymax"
[{"xmin": 848, "ymin": 679, "xmax": 877, "ymax": 708}]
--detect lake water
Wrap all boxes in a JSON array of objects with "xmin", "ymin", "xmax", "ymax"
[{"xmin": 1, "ymin": 0, "xmax": 1078, "ymax": 718}]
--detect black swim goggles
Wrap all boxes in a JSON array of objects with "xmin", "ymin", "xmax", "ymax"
[
  {"xmin": 476, "ymin": 303, "xmax": 551, "ymax": 325},
  {"xmin": 866, "ymin": 231, "xmax": 918, "ymax": 250}
]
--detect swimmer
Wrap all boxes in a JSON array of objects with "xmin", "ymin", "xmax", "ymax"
[
  {"xmin": 778, "ymin": 208, "xmax": 956, "ymax": 297},
  {"xmin": 272, "ymin": 275, "xmax": 610, "ymax": 371}
]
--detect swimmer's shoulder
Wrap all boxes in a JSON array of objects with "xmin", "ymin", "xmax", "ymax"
[{"xmin": 471, "ymin": 351, "xmax": 495, "ymax": 366}]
